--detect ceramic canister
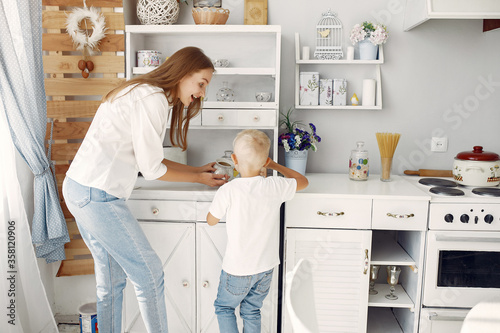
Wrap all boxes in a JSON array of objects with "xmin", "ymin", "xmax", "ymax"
[{"xmin": 137, "ymin": 50, "xmax": 162, "ymax": 67}]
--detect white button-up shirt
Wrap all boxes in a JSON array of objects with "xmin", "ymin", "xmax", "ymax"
[{"xmin": 67, "ymin": 84, "xmax": 169, "ymax": 199}]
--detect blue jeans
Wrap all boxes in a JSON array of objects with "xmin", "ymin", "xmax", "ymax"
[
  {"xmin": 62, "ymin": 177, "xmax": 168, "ymax": 333},
  {"xmin": 214, "ymin": 268, "xmax": 274, "ymax": 333}
]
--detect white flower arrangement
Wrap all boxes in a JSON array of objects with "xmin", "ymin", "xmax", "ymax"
[{"xmin": 350, "ymin": 21, "xmax": 388, "ymax": 46}]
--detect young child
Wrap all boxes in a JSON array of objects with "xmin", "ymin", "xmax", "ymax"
[{"xmin": 207, "ymin": 129, "xmax": 308, "ymax": 333}]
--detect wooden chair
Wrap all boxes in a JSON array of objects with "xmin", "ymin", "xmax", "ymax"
[{"xmin": 285, "ymin": 259, "xmax": 319, "ymax": 333}]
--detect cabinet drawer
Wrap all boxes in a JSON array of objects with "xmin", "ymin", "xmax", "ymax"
[
  {"xmin": 196, "ymin": 201, "xmax": 226, "ymax": 222},
  {"xmin": 285, "ymin": 197, "xmax": 371, "ymax": 229},
  {"xmin": 202, "ymin": 109, "xmax": 276, "ymax": 127},
  {"xmin": 372, "ymin": 199, "xmax": 428, "ymax": 231},
  {"xmin": 127, "ymin": 200, "xmax": 196, "ymax": 221}
]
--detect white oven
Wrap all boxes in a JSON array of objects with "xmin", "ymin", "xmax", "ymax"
[
  {"xmin": 423, "ymin": 230, "xmax": 500, "ymax": 308},
  {"xmin": 408, "ymin": 177, "xmax": 500, "ymax": 333}
]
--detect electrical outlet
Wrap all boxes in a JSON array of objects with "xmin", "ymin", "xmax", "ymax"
[{"xmin": 431, "ymin": 137, "xmax": 448, "ymax": 152}]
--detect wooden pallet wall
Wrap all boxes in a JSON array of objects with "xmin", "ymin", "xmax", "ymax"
[{"xmin": 42, "ymin": 0, "xmax": 125, "ymax": 276}]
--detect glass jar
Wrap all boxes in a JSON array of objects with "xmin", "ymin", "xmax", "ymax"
[
  {"xmin": 349, "ymin": 141, "xmax": 369, "ymax": 181},
  {"xmin": 216, "ymin": 81, "xmax": 235, "ymax": 102}
]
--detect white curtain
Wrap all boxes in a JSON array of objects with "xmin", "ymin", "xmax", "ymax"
[{"xmin": 1, "ymin": 104, "xmax": 58, "ymax": 332}]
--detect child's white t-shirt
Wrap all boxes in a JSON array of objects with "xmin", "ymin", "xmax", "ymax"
[{"xmin": 209, "ymin": 176, "xmax": 297, "ymax": 276}]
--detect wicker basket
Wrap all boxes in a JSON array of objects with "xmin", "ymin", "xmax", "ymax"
[{"xmin": 192, "ymin": 7, "xmax": 229, "ymax": 25}]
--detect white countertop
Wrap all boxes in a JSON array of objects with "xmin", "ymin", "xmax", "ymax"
[
  {"xmin": 131, "ymin": 176, "xmax": 219, "ymax": 201},
  {"xmin": 295, "ymin": 174, "xmax": 431, "ymax": 201},
  {"xmin": 130, "ymin": 174, "xmax": 431, "ymax": 201}
]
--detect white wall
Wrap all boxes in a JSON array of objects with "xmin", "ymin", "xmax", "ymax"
[
  {"xmin": 46, "ymin": 0, "xmax": 500, "ymax": 315},
  {"xmin": 166, "ymin": 0, "xmax": 500, "ymax": 175}
]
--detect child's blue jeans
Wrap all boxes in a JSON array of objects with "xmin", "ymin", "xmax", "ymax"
[{"xmin": 214, "ymin": 268, "xmax": 274, "ymax": 333}]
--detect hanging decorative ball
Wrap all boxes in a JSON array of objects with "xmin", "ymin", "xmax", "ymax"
[
  {"xmin": 137, "ymin": 0, "xmax": 180, "ymax": 25},
  {"xmin": 78, "ymin": 60, "xmax": 87, "ymax": 71}
]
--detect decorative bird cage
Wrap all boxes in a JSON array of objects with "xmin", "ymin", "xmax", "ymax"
[{"xmin": 314, "ymin": 9, "xmax": 343, "ymax": 60}]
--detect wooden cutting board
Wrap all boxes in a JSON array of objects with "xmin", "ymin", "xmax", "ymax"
[{"xmin": 244, "ymin": 0, "xmax": 267, "ymax": 25}]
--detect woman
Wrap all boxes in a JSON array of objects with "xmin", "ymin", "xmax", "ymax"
[{"xmin": 62, "ymin": 47, "xmax": 226, "ymax": 333}]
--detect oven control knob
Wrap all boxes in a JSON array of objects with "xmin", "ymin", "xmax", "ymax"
[
  {"xmin": 444, "ymin": 214, "xmax": 454, "ymax": 223},
  {"xmin": 460, "ymin": 214, "xmax": 469, "ymax": 223},
  {"xmin": 485, "ymin": 214, "xmax": 494, "ymax": 224}
]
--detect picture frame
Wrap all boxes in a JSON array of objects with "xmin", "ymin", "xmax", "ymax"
[{"xmin": 193, "ymin": 0, "xmax": 222, "ymax": 7}]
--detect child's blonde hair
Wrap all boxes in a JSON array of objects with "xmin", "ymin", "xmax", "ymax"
[{"xmin": 233, "ymin": 130, "xmax": 270, "ymax": 171}]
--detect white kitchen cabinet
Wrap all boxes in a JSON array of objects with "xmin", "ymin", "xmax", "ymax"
[
  {"xmin": 124, "ymin": 199, "xmax": 278, "ymax": 333},
  {"xmin": 282, "ymin": 174, "xmax": 429, "ymax": 333},
  {"xmin": 294, "ymin": 33, "xmax": 383, "ymax": 110},
  {"xmin": 126, "ymin": 25, "xmax": 281, "ymax": 109},
  {"xmin": 404, "ymin": 0, "xmax": 500, "ymax": 31},
  {"xmin": 285, "ymin": 228, "xmax": 372, "ymax": 332},
  {"xmin": 123, "ymin": 221, "xmax": 196, "ymax": 332}
]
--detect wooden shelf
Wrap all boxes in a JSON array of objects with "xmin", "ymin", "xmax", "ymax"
[{"xmin": 368, "ymin": 284, "xmax": 414, "ymax": 310}]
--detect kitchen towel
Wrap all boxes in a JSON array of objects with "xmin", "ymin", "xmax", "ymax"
[{"xmin": 362, "ymin": 79, "xmax": 376, "ymax": 106}]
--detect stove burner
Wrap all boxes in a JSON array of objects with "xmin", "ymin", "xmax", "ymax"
[
  {"xmin": 429, "ymin": 186, "xmax": 465, "ymax": 196},
  {"xmin": 419, "ymin": 178, "xmax": 457, "ymax": 188},
  {"xmin": 471, "ymin": 187, "xmax": 500, "ymax": 197}
]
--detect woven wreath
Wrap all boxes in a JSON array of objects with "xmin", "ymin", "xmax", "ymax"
[{"xmin": 66, "ymin": 6, "xmax": 107, "ymax": 55}]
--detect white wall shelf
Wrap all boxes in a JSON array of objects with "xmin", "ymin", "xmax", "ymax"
[
  {"xmin": 132, "ymin": 67, "xmax": 277, "ymax": 76},
  {"xmin": 294, "ymin": 32, "xmax": 383, "ymax": 110}
]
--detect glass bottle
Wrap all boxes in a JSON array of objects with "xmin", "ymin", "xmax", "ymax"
[
  {"xmin": 216, "ymin": 81, "xmax": 235, "ymax": 102},
  {"xmin": 349, "ymin": 141, "xmax": 369, "ymax": 181}
]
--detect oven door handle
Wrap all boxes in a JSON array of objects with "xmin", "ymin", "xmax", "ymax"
[
  {"xmin": 428, "ymin": 312, "xmax": 467, "ymax": 321},
  {"xmin": 435, "ymin": 235, "xmax": 500, "ymax": 243}
]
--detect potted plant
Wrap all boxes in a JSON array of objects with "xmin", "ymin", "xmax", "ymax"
[
  {"xmin": 349, "ymin": 21, "xmax": 388, "ymax": 60},
  {"xmin": 278, "ymin": 108, "xmax": 321, "ymax": 175}
]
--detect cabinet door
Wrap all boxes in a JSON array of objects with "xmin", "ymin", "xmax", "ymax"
[
  {"xmin": 196, "ymin": 223, "xmax": 278, "ymax": 333},
  {"xmin": 123, "ymin": 222, "xmax": 196, "ymax": 333},
  {"xmin": 196, "ymin": 223, "xmax": 228, "ymax": 333},
  {"xmin": 284, "ymin": 228, "xmax": 372, "ymax": 333}
]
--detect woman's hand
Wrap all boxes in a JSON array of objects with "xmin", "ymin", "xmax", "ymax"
[
  {"xmin": 198, "ymin": 172, "xmax": 228, "ymax": 187},
  {"xmin": 197, "ymin": 162, "xmax": 217, "ymax": 173}
]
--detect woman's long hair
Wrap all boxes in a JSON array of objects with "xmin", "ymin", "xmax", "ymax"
[{"xmin": 103, "ymin": 46, "xmax": 214, "ymax": 150}]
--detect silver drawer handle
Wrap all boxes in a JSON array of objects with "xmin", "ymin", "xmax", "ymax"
[
  {"xmin": 253, "ymin": 115, "xmax": 260, "ymax": 122},
  {"xmin": 202, "ymin": 281, "xmax": 209, "ymax": 288},
  {"xmin": 152, "ymin": 208, "xmax": 159, "ymax": 215},
  {"xmin": 317, "ymin": 211, "xmax": 344, "ymax": 217},
  {"xmin": 217, "ymin": 114, "xmax": 224, "ymax": 121},
  {"xmin": 387, "ymin": 213, "xmax": 414, "ymax": 219},
  {"xmin": 182, "ymin": 281, "xmax": 190, "ymax": 288}
]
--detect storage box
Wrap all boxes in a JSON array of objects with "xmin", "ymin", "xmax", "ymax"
[
  {"xmin": 319, "ymin": 79, "xmax": 333, "ymax": 106},
  {"xmin": 299, "ymin": 72, "xmax": 319, "ymax": 106},
  {"xmin": 333, "ymin": 79, "xmax": 347, "ymax": 106}
]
